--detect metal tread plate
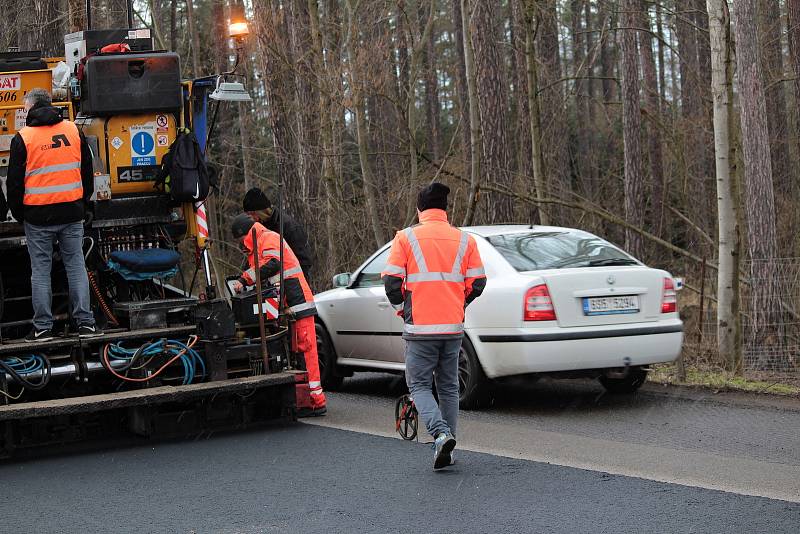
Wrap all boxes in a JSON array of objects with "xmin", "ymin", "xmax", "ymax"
[
  {"xmin": 0, "ymin": 325, "xmax": 197, "ymax": 355},
  {"xmin": 0, "ymin": 373, "xmax": 295, "ymax": 420}
]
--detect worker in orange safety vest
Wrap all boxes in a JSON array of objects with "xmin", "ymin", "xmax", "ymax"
[
  {"xmin": 6, "ymin": 88, "xmax": 101, "ymax": 342},
  {"xmin": 381, "ymin": 182, "xmax": 486, "ymax": 469},
  {"xmin": 230, "ymin": 213, "xmax": 326, "ymax": 417}
]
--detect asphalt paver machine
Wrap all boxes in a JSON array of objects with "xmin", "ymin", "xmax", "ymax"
[{"xmin": 0, "ymin": 20, "xmax": 306, "ymax": 457}]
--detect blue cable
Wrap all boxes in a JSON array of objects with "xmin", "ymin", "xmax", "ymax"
[
  {"xmin": 105, "ymin": 338, "xmax": 205, "ymax": 385},
  {"xmin": 1, "ymin": 354, "xmax": 46, "ymax": 375}
]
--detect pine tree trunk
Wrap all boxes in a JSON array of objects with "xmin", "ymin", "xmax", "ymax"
[
  {"xmin": 345, "ymin": 0, "xmax": 386, "ymax": 247},
  {"xmin": 461, "ymin": 0, "xmax": 483, "ymax": 226},
  {"xmin": 525, "ymin": 1, "xmax": 548, "ymax": 226},
  {"xmin": 451, "ymin": 0, "xmax": 472, "ymax": 181},
  {"xmin": 185, "ymin": 0, "xmax": 201, "ymax": 77},
  {"xmin": 619, "ymin": 0, "xmax": 644, "ymax": 258},
  {"xmin": 759, "ymin": 0, "xmax": 791, "ymax": 195},
  {"xmin": 638, "ymin": 1, "xmax": 666, "ymax": 239},
  {"xmin": 470, "ymin": 0, "xmax": 513, "ymax": 223},
  {"xmin": 732, "ymin": 0, "xmax": 781, "ymax": 358},
  {"xmin": 308, "ymin": 0, "xmax": 336, "ymax": 274},
  {"xmin": 170, "ymin": 0, "xmax": 177, "ymax": 52},
  {"xmin": 424, "ymin": 8, "xmax": 441, "ymax": 162},
  {"xmin": 68, "ymin": 0, "xmax": 86, "ymax": 32},
  {"xmin": 535, "ymin": 0, "xmax": 570, "ymax": 215}
]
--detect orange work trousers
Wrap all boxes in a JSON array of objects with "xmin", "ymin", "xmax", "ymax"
[{"xmin": 292, "ymin": 315, "xmax": 326, "ymax": 409}]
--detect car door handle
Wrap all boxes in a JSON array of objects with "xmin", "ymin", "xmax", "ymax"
[{"xmin": 377, "ymin": 302, "xmax": 390, "ymax": 309}]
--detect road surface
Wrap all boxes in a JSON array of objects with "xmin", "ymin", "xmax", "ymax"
[{"xmin": 0, "ymin": 375, "xmax": 798, "ymax": 533}]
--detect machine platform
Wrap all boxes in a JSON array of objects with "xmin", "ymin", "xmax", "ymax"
[{"xmin": 0, "ymin": 373, "xmax": 297, "ymax": 458}]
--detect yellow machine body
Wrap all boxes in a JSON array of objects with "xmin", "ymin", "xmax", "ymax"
[
  {"xmin": 0, "ymin": 68, "xmax": 73, "ymax": 167},
  {"xmin": 76, "ymin": 112, "xmax": 178, "ymax": 195}
]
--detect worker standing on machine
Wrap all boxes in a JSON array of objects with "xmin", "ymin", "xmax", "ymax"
[
  {"xmin": 6, "ymin": 88, "xmax": 102, "ymax": 342},
  {"xmin": 242, "ymin": 188, "xmax": 313, "ymax": 280},
  {"xmin": 229, "ymin": 213, "xmax": 326, "ymax": 417}
]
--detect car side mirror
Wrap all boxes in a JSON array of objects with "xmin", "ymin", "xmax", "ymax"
[{"xmin": 332, "ymin": 273, "xmax": 351, "ymax": 288}]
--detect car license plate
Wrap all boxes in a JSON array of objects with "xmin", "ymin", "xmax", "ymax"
[{"xmin": 583, "ymin": 295, "xmax": 639, "ymax": 316}]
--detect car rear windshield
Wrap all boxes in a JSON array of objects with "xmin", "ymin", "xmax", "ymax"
[{"xmin": 485, "ymin": 231, "xmax": 637, "ymax": 271}]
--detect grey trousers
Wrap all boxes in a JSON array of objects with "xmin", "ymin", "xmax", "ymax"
[
  {"xmin": 404, "ymin": 338, "xmax": 462, "ymax": 439},
  {"xmin": 24, "ymin": 221, "xmax": 94, "ymax": 331}
]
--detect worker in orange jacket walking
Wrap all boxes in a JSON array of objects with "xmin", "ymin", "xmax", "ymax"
[
  {"xmin": 382, "ymin": 183, "xmax": 486, "ymax": 469},
  {"xmin": 230, "ymin": 214, "xmax": 326, "ymax": 417}
]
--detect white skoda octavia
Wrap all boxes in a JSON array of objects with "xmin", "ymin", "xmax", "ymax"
[{"xmin": 314, "ymin": 225, "xmax": 683, "ymax": 408}]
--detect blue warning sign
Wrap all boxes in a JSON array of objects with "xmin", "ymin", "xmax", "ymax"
[{"xmin": 129, "ymin": 125, "xmax": 156, "ymax": 166}]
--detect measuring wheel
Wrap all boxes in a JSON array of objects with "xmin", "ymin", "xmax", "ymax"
[{"xmin": 394, "ymin": 394, "xmax": 418, "ymax": 441}]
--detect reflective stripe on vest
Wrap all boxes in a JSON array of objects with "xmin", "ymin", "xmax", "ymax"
[
  {"xmin": 25, "ymin": 161, "xmax": 81, "ymax": 178},
  {"xmin": 403, "ymin": 227, "xmax": 469, "ymax": 283},
  {"xmin": 25, "ymin": 180, "xmax": 82, "ymax": 196},
  {"xmin": 383, "ymin": 263, "xmax": 406, "ymax": 276},
  {"xmin": 269, "ymin": 265, "xmax": 303, "ymax": 285},
  {"xmin": 465, "ymin": 266, "xmax": 485, "ymax": 278},
  {"xmin": 404, "ymin": 323, "xmax": 464, "ymax": 334},
  {"xmin": 290, "ymin": 301, "xmax": 316, "ymax": 314}
]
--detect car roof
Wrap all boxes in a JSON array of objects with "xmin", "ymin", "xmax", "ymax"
[{"xmin": 461, "ymin": 224, "xmax": 581, "ymax": 237}]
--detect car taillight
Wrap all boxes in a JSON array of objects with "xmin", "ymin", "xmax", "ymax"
[
  {"xmin": 525, "ymin": 284, "xmax": 556, "ymax": 321},
  {"xmin": 661, "ymin": 277, "xmax": 677, "ymax": 313}
]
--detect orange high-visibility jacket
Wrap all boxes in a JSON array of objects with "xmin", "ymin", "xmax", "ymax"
[
  {"xmin": 18, "ymin": 121, "xmax": 83, "ymax": 206},
  {"xmin": 239, "ymin": 222, "xmax": 317, "ymax": 319},
  {"xmin": 382, "ymin": 209, "xmax": 486, "ymax": 339}
]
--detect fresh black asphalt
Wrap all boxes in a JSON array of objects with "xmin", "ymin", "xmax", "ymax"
[{"xmin": 0, "ymin": 423, "xmax": 798, "ymax": 533}]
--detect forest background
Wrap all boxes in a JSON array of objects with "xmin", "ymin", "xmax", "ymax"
[{"xmin": 4, "ymin": 0, "xmax": 800, "ymax": 381}]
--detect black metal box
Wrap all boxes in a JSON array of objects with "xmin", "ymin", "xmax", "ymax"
[
  {"xmin": 231, "ymin": 287, "xmax": 281, "ymax": 328},
  {"xmin": 80, "ymin": 52, "xmax": 181, "ymax": 116}
]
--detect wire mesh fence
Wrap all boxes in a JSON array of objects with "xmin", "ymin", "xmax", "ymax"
[{"xmin": 680, "ymin": 258, "xmax": 800, "ymax": 377}]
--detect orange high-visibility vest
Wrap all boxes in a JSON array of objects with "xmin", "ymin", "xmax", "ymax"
[
  {"xmin": 18, "ymin": 120, "xmax": 83, "ymax": 206},
  {"xmin": 382, "ymin": 209, "xmax": 486, "ymax": 338},
  {"xmin": 240, "ymin": 222, "xmax": 317, "ymax": 318}
]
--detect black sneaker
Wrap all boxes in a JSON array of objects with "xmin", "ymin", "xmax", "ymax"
[
  {"xmin": 78, "ymin": 325, "xmax": 104, "ymax": 338},
  {"xmin": 24, "ymin": 328, "xmax": 54, "ymax": 343},
  {"xmin": 297, "ymin": 406, "xmax": 328, "ymax": 418},
  {"xmin": 433, "ymin": 432, "xmax": 457, "ymax": 470}
]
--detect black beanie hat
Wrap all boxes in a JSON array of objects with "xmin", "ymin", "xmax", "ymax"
[
  {"xmin": 243, "ymin": 188, "xmax": 272, "ymax": 211},
  {"xmin": 417, "ymin": 182, "xmax": 450, "ymax": 212},
  {"xmin": 231, "ymin": 213, "xmax": 256, "ymax": 239}
]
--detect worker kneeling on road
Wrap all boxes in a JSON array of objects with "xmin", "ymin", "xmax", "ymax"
[
  {"xmin": 7, "ymin": 88, "xmax": 102, "ymax": 342},
  {"xmin": 230, "ymin": 213, "xmax": 326, "ymax": 417},
  {"xmin": 382, "ymin": 182, "xmax": 486, "ymax": 470}
]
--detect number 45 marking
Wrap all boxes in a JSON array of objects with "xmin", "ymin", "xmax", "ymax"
[{"xmin": 119, "ymin": 168, "xmax": 143, "ymax": 182}]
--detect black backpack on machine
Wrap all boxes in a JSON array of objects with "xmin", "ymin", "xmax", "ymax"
[{"xmin": 155, "ymin": 130, "xmax": 211, "ymax": 202}]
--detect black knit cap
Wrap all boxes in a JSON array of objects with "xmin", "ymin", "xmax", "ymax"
[
  {"xmin": 417, "ymin": 182, "xmax": 450, "ymax": 212},
  {"xmin": 242, "ymin": 187, "xmax": 271, "ymax": 211},
  {"xmin": 231, "ymin": 213, "xmax": 255, "ymax": 239}
]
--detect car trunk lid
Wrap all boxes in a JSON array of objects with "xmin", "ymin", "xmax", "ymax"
[{"xmin": 524, "ymin": 266, "xmax": 665, "ymax": 327}]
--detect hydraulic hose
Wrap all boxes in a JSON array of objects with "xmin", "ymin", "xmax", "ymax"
[
  {"xmin": 101, "ymin": 336, "xmax": 204, "ymax": 385},
  {"xmin": 88, "ymin": 270, "xmax": 119, "ymax": 326},
  {"xmin": 0, "ymin": 354, "xmax": 51, "ymax": 391}
]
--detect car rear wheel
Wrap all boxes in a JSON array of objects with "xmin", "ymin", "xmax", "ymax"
[
  {"xmin": 458, "ymin": 337, "xmax": 492, "ymax": 410},
  {"xmin": 315, "ymin": 322, "xmax": 344, "ymax": 390},
  {"xmin": 599, "ymin": 367, "xmax": 648, "ymax": 394}
]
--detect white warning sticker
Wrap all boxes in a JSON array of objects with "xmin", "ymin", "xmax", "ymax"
[
  {"xmin": 111, "ymin": 136, "xmax": 123, "ymax": 150},
  {"xmin": 14, "ymin": 109, "xmax": 27, "ymax": 130},
  {"xmin": 157, "ymin": 134, "xmax": 169, "ymax": 147},
  {"xmin": 156, "ymin": 114, "xmax": 169, "ymax": 131}
]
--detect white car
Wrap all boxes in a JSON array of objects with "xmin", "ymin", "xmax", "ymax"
[{"xmin": 314, "ymin": 225, "xmax": 683, "ymax": 408}]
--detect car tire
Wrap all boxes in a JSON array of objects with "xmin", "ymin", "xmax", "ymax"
[
  {"xmin": 599, "ymin": 367, "xmax": 648, "ymax": 394},
  {"xmin": 458, "ymin": 336, "xmax": 492, "ymax": 410},
  {"xmin": 315, "ymin": 322, "xmax": 344, "ymax": 391}
]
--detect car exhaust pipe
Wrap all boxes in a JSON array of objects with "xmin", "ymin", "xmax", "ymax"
[{"xmin": 604, "ymin": 357, "xmax": 632, "ymax": 379}]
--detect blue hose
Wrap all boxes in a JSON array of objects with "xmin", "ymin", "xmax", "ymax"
[{"xmin": 105, "ymin": 338, "xmax": 206, "ymax": 385}]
